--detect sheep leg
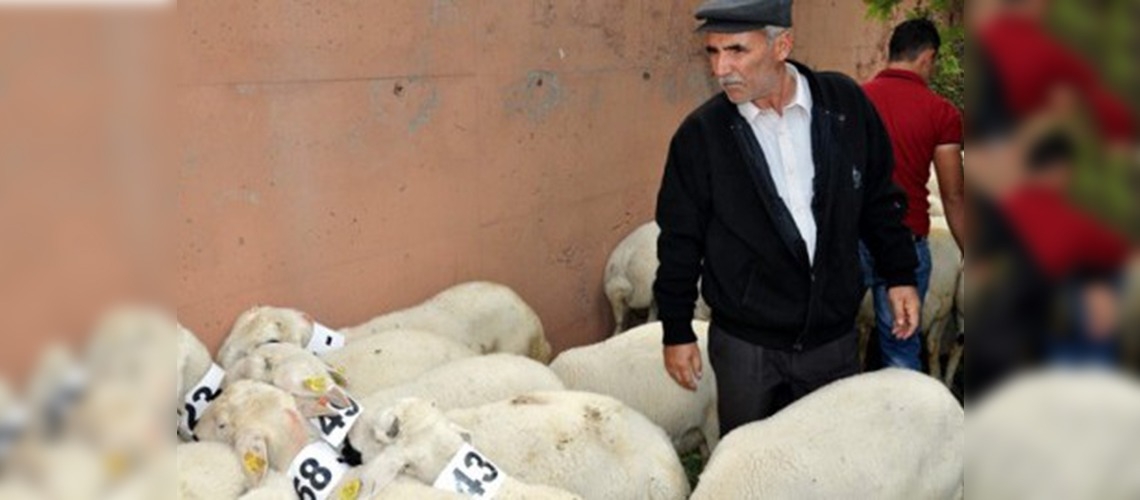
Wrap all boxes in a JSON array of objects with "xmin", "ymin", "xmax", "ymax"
[
  {"xmin": 944, "ymin": 334, "xmax": 964, "ymax": 387},
  {"xmin": 857, "ymin": 324, "xmax": 871, "ymax": 371},
  {"xmin": 699, "ymin": 405, "xmax": 720, "ymax": 463},
  {"xmin": 609, "ymin": 298, "xmax": 628, "ymax": 336},
  {"xmin": 926, "ymin": 318, "xmax": 946, "ymax": 381},
  {"xmin": 647, "ymin": 302, "xmax": 658, "ymax": 323}
]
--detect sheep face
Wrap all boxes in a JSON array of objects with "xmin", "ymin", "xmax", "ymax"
[
  {"xmin": 353, "ymin": 398, "xmax": 472, "ymax": 487},
  {"xmin": 195, "ymin": 381, "xmax": 316, "ymax": 486},
  {"xmin": 225, "ymin": 343, "xmax": 350, "ymax": 413},
  {"xmin": 219, "ymin": 306, "xmax": 314, "ymax": 368}
]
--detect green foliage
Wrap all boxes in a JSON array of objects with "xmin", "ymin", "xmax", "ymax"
[
  {"xmin": 864, "ymin": 0, "xmax": 905, "ymax": 20},
  {"xmin": 1047, "ymin": 0, "xmax": 1139, "ymax": 237},
  {"xmin": 863, "ymin": 0, "xmax": 965, "ymax": 109}
]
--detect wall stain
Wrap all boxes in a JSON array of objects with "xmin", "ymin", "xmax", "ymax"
[
  {"xmin": 505, "ymin": 70, "xmax": 563, "ymax": 124},
  {"xmin": 408, "ymin": 85, "xmax": 440, "ymax": 135},
  {"xmin": 531, "ymin": 0, "xmax": 556, "ymax": 28},
  {"xmin": 431, "ymin": 0, "xmax": 459, "ymax": 24}
]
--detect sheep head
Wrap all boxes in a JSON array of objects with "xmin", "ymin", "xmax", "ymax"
[
  {"xmin": 225, "ymin": 343, "xmax": 349, "ymax": 415},
  {"xmin": 195, "ymin": 381, "xmax": 320, "ymax": 487},
  {"xmin": 351, "ymin": 398, "xmax": 472, "ymax": 489},
  {"xmin": 218, "ymin": 306, "xmax": 314, "ymax": 368}
]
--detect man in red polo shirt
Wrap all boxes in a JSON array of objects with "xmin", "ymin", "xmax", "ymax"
[{"xmin": 860, "ymin": 18, "xmax": 965, "ymax": 370}]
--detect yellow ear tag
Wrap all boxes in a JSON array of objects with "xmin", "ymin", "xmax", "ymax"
[
  {"xmin": 104, "ymin": 453, "xmax": 128, "ymax": 479},
  {"xmin": 337, "ymin": 479, "xmax": 361, "ymax": 500},
  {"xmin": 303, "ymin": 376, "xmax": 329, "ymax": 394},
  {"xmin": 243, "ymin": 451, "xmax": 267, "ymax": 475},
  {"xmin": 330, "ymin": 369, "xmax": 348, "ymax": 387}
]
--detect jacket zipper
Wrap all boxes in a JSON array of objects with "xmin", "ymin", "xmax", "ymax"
[{"xmin": 790, "ymin": 108, "xmax": 835, "ymax": 352}]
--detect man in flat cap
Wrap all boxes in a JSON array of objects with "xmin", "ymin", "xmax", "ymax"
[{"xmin": 654, "ymin": 0, "xmax": 920, "ymax": 436}]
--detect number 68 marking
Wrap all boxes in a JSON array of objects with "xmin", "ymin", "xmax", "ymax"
[{"xmin": 293, "ymin": 458, "xmax": 332, "ymax": 500}]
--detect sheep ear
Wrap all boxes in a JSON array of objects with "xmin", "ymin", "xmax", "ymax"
[
  {"xmin": 371, "ymin": 414, "xmax": 400, "ymax": 442},
  {"xmin": 324, "ymin": 385, "xmax": 352, "ymax": 409},
  {"xmin": 296, "ymin": 398, "xmax": 339, "ymax": 418},
  {"xmin": 236, "ymin": 431, "xmax": 269, "ymax": 487},
  {"xmin": 386, "ymin": 416, "xmax": 400, "ymax": 439},
  {"xmin": 450, "ymin": 422, "xmax": 472, "ymax": 443}
]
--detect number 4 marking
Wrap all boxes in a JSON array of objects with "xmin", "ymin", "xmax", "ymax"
[{"xmin": 453, "ymin": 469, "xmax": 486, "ymax": 496}]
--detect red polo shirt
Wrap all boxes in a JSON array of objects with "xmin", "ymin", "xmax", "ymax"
[
  {"xmin": 862, "ymin": 69, "xmax": 962, "ymax": 236},
  {"xmin": 979, "ymin": 14, "xmax": 1135, "ymax": 142},
  {"xmin": 1002, "ymin": 186, "xmax": 1129, "ymax": 281}
]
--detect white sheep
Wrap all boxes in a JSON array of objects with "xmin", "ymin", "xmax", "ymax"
[
  {"xmin": 224, "ymin": 342, "xmax": 352, "ymax": 413},
  {"xmin": 194, "ymin": 380, "xmax": 460, "ymax": 500},
  {"xmin": 549, "ymin": 320, "xmax": 718, "ymax": 457},
  {"xmin": 83, "ymin": 305, "xmax": 180, "ymax": 436},
  {"xmin": 943, "ymin": 264, "xmax": 965, "ymax": 386},
  {"xmin": 22, "ymin": 342, "xmax": 87, "ymax": 438},
  {"xmin": 218, "ymin": 309, "xmax": 479, "ymax": 398},
  {"xmin": 8, "ymin": 439, "xmax": 110, "ymax": 500},
  {"xmin": 86, "ymin": 305, "xmax": 178, "ymax": 390},
  {"xmin": 0, "ymin": 378, "xmax": 26, "ymax": 458},
  {"xmin": 219, "ymin": 281, "xmax": 550, "ymax": 368},
  {"xmin": 857, "ymin": 217, "xmax": 963, "ymax": 382},
  {"xmin": 195, "ymin": 380, "xmax": 367, "ymax": 500},
  {"xmin": 356, "ymin": 353, "xmax": 565, "ymax": 415},
  {"xmin": 177, "ymin": 441, "xmax": 248, "ymax": 500},
  {"xmin": 0, "ymin": 478, "xmax": 39, "ymax": 500},
  {"xmin": 320, "ymin": 330, "xmax": 478, "ymax": 397},
  {"xmin": 925, "ymin": 217, "xmax": 964, "ymax": 381},
  {"xmin": 178, "ymin": 324, "xmax": 225, "ymax": 441},
  {"xmin": 691, "ymin": 369, "xmax": 963, "ymax": 500},
  {"xmin": 604, "ymin": 222, "xmax": 710, "ymax": 334},
  {"xmin": 352, "ymin": 398, "xmax": 578, "ymax": 499},
  {"xmin": 927, "ymin": 172, "xmax": 945, "ymax": 218},
  {"xmin": 967, "ymin": 369, "xmax": 1140, "ymax": 499},
  {"xmin": 350, "ymin": 391, "xmax": 690, "ymax": 500},
  {"xmin": 344, "ymin": 281, "xmax": 551, "ymax": 362},
  {"xmin": 67, "ymin": 379, "xmax": 176, "ymax": 476},
  {"xmin": 178, "ymin": 442, "xmax": 301, "ymax": 500},
  {"xmin": 234, "ymin": 472, "xmax": 296, "ymax": 500}
]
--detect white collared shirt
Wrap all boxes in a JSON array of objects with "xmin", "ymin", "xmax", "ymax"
[{"xmin": 736, "ymin": 63, "xmax": 817, "ymax": 263}]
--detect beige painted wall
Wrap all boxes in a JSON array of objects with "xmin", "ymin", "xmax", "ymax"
[{"xmin": 0, "ymin": 0, "xmax": 905, "ymax": 380}]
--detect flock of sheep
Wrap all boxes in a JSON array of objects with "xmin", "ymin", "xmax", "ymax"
[
  {"xmin": 0, "ymin": 288, "xmax": 965, "ymax": 500},
  {"xmin": 2, "ymin": 182, "xmax": 1139, "ymax": 499}
]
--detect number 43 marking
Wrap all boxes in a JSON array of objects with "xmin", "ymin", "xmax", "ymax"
[{"xmin": 454, "ymin": 451, "xmax": 498, "ymax": 496}]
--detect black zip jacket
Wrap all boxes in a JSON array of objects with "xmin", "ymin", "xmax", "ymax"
[{"xmin": 654, "ymin": 60, "xmax": 918, "ymax": 350}]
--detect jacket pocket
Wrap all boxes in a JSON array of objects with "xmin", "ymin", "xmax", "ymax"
[{"xmin": 740, "ymin": 265, "xmax": 802, "ymax": 331}]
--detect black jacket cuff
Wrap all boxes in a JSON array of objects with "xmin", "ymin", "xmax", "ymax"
[{"xmin": 662, "ymin": 319, "xmax": 698, "ymax": 345}]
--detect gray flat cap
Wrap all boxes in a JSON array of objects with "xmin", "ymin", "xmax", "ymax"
[{"xmin": 694, "ymin": 0, "xmax": 793, "ymax": 33}]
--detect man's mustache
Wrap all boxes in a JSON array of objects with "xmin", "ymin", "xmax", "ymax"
[{"xmin": 719, "ymin": 76, "xmax": 744, "ymax": 86}]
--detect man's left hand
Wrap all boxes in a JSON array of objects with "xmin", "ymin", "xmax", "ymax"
[{"xmin": 887, "ymin": 286, "xmax": 921, "ymax": 339}]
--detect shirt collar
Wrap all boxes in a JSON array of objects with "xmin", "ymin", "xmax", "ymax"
[
  {"xmin": 875, "ymin": 68, "xmax": 928, "ymax": 87},
  {"xmin": 737, "ymin": 63, "xmax": 812, "ymax": 122}
]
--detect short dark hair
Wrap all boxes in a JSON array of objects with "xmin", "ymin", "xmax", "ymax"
[
  {"xmin": 888, "ymin": 18, "xmax": 941, "ymax": 62},
  {"xmin": 1026, "ymin": 129, "xmax": 1076, "ymax": 172}
]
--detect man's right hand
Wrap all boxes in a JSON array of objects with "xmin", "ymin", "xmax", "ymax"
[{"xmin": 664, "ymin": 342, "xmax": 703, "ymax": 391}]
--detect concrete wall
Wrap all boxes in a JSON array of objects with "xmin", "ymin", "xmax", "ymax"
[{"xmin": 0, "ymin": 0, "xmax": 904, "ymax": 380}]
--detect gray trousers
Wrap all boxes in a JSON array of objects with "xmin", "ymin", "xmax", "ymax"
[{"xmin": 708, "ymin": 323, "xmax": 860, "ymax": 437}]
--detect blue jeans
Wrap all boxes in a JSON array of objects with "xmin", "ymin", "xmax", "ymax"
[
  {"xmin": 859, "ymin": 239, "xmax": 931, "ymax": 371},
  {"xmin": 1047, "ymin": 279, "xmax": 1122, "ymax": 367}
]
